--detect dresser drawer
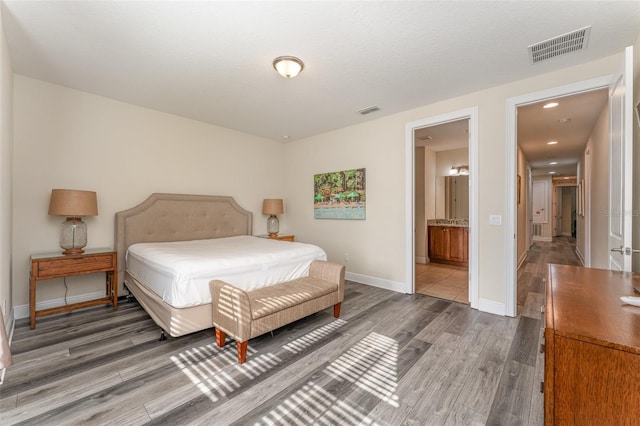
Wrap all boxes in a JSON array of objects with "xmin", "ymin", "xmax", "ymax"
[{"xmin": 36, "ymin": 254, "xmax": 115, "ymax": 278}]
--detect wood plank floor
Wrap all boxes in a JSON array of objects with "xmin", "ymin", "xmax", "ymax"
[{"xmin": 1, "ymin": 238, "xmax": 579, "ymax": 425}]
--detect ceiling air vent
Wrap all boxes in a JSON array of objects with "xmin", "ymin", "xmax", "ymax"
[
  {"xmin": 528, "ymin": 26, "xmax": 591, "ymax": 64},
  {"xmin": 357, "ymin": 105, "xmax": 380, "ymax": 115}
]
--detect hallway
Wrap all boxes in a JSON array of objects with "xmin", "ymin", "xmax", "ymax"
[{"xmin": 517, "ymin": 236, "xmax": 581, "ymax": 313}]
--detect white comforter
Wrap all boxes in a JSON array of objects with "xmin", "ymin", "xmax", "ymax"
[{"xmin": 126, "ymin": 235, "xmax": 327, "ymax": 308}]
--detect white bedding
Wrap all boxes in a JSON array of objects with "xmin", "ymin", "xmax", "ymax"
[{"xmin": 125, "ymin": 235, "xmax": 327, "ymax": 308}]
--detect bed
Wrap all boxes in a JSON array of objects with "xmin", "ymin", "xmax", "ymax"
[{"xmin": 115, "ymin": 193, "xmax": 326, "ymax": 337}]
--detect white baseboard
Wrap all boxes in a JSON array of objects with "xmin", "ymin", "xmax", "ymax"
[
  {"xmin": 13, "ymin": 291, "xmax": 107, "ymax": 320},
  {"xmin": 415, "ymin": 256, "xmax": 426, "ymax": 264},
  {"xmin": 478, "ymin": 298, "xmax": 506, "ymax": 316},
  {"xmin": 347, "ymin": 272, "xmax": 506, "ymax": 316},
  {"xmin": 517, "ymin": 251, "xmax": 528, "ymax": 270},
  {"xmin": 575, "ymin": 248, "xmax": 585, "ymax": 266},
  {"xmin": 345, "ymin": 271, "xmax": 407, "ymax": 293}
]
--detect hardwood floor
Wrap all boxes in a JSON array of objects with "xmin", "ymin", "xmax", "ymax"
[{"xmin": 1, "ymin": 239, "xmax": 578, "ymax": 425}]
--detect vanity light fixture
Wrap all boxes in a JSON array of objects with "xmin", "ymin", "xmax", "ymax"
[
  {"xmin": 273, "ymin": 56, "xmax": 304, "ymax": 78},
  {"xmin": 448, "ymin": 165, "xmax": 469, "ymax": 176}
]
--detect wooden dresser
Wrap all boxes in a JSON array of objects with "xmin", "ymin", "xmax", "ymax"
[{"xmin": 544, "ymin": 264, "xmax": 640, "ymax": 425}]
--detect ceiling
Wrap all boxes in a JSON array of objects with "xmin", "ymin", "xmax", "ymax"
[
  {"xmin": 518, "ymin": 89, "xmax": 608, "ymax": 177},
  {"xmin": 2, "ymin": 1, "xmax": 639, "ymax": 142},
  {"xmin": 415, "ymin": 120, "xmax": 469, "ymax": 152}
]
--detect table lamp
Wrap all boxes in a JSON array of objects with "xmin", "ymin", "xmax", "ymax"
[
  {"xmin": 262, "ymin": 198, "xmax": 284, "ymax": 238},
  {"xmin": 48, "ymin": 189, "xmax": 98, "ymax": 255}
]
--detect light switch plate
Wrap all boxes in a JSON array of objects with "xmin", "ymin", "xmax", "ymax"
[{"xmin": 489, "ymin": 215, "xmax": 502, "ymax": 226}]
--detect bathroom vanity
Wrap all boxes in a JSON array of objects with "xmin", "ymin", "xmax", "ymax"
[{"xmin": 427, "ymin": 221, "xmax": 468, "ymax": 267}]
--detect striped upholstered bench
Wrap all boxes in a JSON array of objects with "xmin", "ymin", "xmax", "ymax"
[{"xmin": 209, "ymin": 260, "xmax": 345, "ymax": 363}]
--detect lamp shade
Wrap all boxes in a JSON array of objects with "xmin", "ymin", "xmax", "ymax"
[
  {"xmin": 262, "ymin": 199, "xmax": 284, "ymax": 215},
  {"xmin": 48, "ymin": 189, "xmax": 98, "ymax": 217}
]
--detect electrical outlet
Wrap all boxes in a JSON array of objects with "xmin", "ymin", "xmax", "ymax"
[{"xmin": 344, "ymin": 253, "xmax": 349, "ymax": 263}]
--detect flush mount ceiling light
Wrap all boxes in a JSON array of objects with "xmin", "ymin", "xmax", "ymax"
[
  {"xmin": 273, "ymin": 56, "xmax": 304, "ymax": 78},
  {"xmin": 543, "ymin": 102, "xmax": 559, "ymax": 109}
]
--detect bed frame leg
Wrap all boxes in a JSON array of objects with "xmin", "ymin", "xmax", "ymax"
[
  {"xmin": 215, "ymin": 328, "xmax": 226, "ymax": 347},
  {"xmin": 159, "ymin": 330, "xmax": 167, "ymax": 341},
  {"xmin": 333, "ymin": 302, "xmax": 341, "ymax": 318},
  {"xmin": 237, "ymin": 341, "xmax": 248, "ymax": 364}
]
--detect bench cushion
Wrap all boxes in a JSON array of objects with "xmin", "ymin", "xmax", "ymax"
[{"xmin": 249, "ymin": 277, "xmax": 338, "ymax": 320}]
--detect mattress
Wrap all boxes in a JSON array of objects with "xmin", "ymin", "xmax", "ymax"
[{"xmin": 125, "ymin": 235, "xmax": 327, "ymax": 308}]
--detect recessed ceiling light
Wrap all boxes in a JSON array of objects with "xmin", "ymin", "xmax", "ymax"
[
  {"xmin": 282, "ymin": 135, "xmax": 290, "ymax": 139},
  {"xmin": 558, "ymin": 117, "xmax": 572, "ymax": 124},
  {"xmin": 549, "ymin": 161, "xmax": 558, "ymax": 165},
  {"xmin": 547, "ymin": 141, "xmax": 558, "ymax": 145},
  {"xmin": 543, "ymin": 102, "xmax": 559, "ymax": 109},
  {"xmin": 549, "ymin": 171, "xmax": 556, "ymax": 174}
]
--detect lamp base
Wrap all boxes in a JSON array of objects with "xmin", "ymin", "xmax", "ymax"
[
  {"xmin": 60, "ymin": 217, "xmax": 88, "ymax": 255},
  {"xmin": 266, "ymin": 215, "xmax": 279, "ymax": 237}
]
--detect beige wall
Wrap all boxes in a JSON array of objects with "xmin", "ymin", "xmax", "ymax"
[
  {"xmin": 0, "ymin": 7, "xmax": 13, "ymax": 327},
  {"xmin": 415, "ymin": 146, "xmax": 438, "ymax": 262},
  {"xmin": 285, "ymin": 53, "xmax": 622, "ymax": 307},
  {"xmin": 12, "ymin": 76, "xmax": 286, "ymax": 309},
  {"xmin": 588, "ymin": 103, "xmax": 610, "ymax": 269},
  {"xmin": 10, "ymin": 51, "xmax": 627, "ymax": 315}
]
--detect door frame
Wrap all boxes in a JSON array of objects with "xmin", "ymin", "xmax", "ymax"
[
  {"xmin": 505, "ymin": 75, "xmax": 612, "ymax": 316},
  {"xmin": 405, "ymin": 107, "xmax": 479, "ymax": 308}
]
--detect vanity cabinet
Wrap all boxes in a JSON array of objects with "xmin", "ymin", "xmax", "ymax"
[
  {"xmin": 544, "ymin": 264, "xmax": 640, "ymax": 425},
  {"xmin": 428, "ymin": 226, "xmax": 468, "ymax": 267}
]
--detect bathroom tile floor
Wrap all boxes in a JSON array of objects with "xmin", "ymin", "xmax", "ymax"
[{"xmin": 415, "ymin": 262, "xmax": 469, "ymax": 304}]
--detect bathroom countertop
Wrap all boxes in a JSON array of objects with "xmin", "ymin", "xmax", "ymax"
[{"xmin": 427, "ymin": 219, "xmax": 468, "ymax": 227}]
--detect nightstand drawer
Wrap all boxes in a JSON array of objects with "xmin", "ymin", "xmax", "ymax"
[{"xmin": 37, "ymin": 254, "xmax": 115, "ymax": 278}]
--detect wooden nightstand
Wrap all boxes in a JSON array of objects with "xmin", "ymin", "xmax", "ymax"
[
  {"xmin": 270, "ymin": 234, "xmax": 295, "ymax": 242},
  {"xmin": 29, "ymin": 248, "xmax": 118, "ymax": 329}
]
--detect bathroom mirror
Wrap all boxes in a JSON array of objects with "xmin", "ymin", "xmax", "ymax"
[{"xmin": 435, "ymin": 175, "xmax": 469, "ymax": 220}]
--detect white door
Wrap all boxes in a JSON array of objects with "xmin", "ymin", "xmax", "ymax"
[
  {"xmin": 532, "ymin": 180, "xmax": 548, "ymax": 223},
  {"xmin": 553, "ymin": 186, "xmax": 563, "ymax": 237},
  {"xmin": 608, "ymin": 46, "xmax": 634, "ymax": 271}
]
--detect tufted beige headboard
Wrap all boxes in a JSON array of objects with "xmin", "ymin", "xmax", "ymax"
[{"xmin": 115, "ymin": 193, "xmax": 253, "ymax": 288}]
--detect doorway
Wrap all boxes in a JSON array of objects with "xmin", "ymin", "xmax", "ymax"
[
  {"xmin": 506, "ymin": 74, "xmax": 627, "ymax": 316},
  {"xmin": 405, "ymin": 107, "xmax": 479, "ymax": 308},
  {"xmin": 414, "ymin": 119, "xmax": 470, "ymax": 303}
]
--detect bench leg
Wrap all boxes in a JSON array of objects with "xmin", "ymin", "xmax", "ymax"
[
  {"xmin": 334, "ymin": 302, "xmax": 341, "ymax": 318},
  {"xmin": 237, "ymin": 341, "xmax": 248, "ymax": 364},
  {"xmin": 215, "ymin": 328, "xmax": 226, "ymax": 347}
]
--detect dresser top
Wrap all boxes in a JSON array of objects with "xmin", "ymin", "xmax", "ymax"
[{"xmin": 546, "ymin": 264, "xmax": 640, "ymax": 353}]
